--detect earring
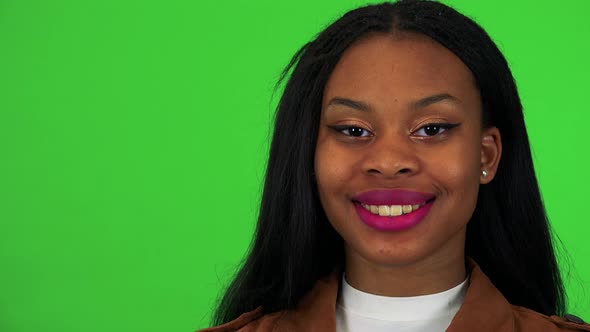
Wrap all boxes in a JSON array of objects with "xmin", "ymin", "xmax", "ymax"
[{"xmin": 482, "ymin": 170, "xmax": 489, "ymax": 177}]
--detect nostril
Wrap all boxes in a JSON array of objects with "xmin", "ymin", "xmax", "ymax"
[{"xmin": 368, "ymin": 168, "xmax": 411, "ymax": 172}]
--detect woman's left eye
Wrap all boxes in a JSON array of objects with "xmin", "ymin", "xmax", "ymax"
[{"xmin": 413, "ymin": 123, "xmax": 460, "ymax": 137}]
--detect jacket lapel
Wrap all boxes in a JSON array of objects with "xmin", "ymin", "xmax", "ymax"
[
  {"xmin": 274, "ymin": 270, "xmax": 341, "ymax": 332},
  {"xmin": 445, "ymin": 258, "xmax": 515, "ymax": 332}
]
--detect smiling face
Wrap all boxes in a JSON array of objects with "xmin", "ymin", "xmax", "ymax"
[{"xmin": 314, "ymin": 32, "xmax": 501, "ymax": 293}]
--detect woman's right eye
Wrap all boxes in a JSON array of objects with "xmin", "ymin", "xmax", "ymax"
[{"xmin": 330, "ymin": 125, "xmax": 373, "ymax": 137}]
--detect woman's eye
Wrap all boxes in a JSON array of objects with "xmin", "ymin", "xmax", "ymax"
[
  {"xmin": 332, "ymin": 125, "xmax": 373, "ymax": 137},
  {"xmin": 413, "ymin": 123, "xmax": 460, "ymax": 137}
]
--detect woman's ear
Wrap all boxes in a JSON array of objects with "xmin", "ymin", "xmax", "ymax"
[{"xmin": 480, "ymin": 126, "xmax": 502, "ymax": 184}]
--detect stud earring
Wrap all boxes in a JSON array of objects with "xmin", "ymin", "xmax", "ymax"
[{"xmin": 482, "ymin": 170, "xmax": 489, "ymax": 177}]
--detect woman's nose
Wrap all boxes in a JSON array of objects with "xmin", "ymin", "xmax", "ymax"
[{"xmin": 361, "ymin": 135, "xmax": 420, "ymax": 178}]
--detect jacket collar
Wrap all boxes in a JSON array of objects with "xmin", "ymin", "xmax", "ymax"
[
  {"xmin": 274, "ymin": 257, "xmax": 514, "ymax": 332},
  {"xmin": 446, "ymin": 257, "xmax": 514, "ymax": 331}
]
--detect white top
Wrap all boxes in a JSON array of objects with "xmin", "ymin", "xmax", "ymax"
[{"xmin": 336, "ymin": 274, "xmax": 469, "ymax": 332}]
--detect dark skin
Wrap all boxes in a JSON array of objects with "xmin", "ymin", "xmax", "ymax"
[{"xmin": 314, "ymin": 32, "xmax": 502, "ymax": 297}]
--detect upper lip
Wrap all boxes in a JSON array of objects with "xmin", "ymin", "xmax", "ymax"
[{"xmin": 352, "ymin": 189, "xmax": 436, "ymax": 205}]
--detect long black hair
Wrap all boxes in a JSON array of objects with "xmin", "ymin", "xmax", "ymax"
[{"xmin": 212, "ymin": 0, "xmax": 567, "ymax": 324}]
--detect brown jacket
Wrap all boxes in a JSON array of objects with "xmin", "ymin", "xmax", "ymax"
[{"xmin": 199, "ymin": 259, "xmax": 589, "ymax": 331}]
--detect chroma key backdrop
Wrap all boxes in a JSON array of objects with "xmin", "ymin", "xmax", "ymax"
[{"xmin": 0, "ymin": 0, "xmax": 588, "ymax": 331}]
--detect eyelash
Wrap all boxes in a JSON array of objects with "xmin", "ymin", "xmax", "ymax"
[
  {"xmin": 330, "ymin": 122, "xmax": 460, "ymax": 138},
  {"xmin": 413, "ymin": 123, "xmax": 461, "ymax": 137}
]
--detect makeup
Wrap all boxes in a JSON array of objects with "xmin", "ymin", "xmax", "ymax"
[{"xmin": 352, "ymin": 190, "xmax": 435, "ymax": 232}]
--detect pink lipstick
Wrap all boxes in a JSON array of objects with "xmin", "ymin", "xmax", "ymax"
[{"xmin": 351, "ymin": 190, "xmax": 435, "ymax": 232}]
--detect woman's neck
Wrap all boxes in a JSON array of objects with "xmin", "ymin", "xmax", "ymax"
[{"xmin": 343, "ymin": 244, "xmax": 467, "ymax": 297}]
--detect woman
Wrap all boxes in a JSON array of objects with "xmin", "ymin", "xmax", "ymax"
[{"xmin": 199, "ymin": 1, "xmax": 588, "ymax": 331}]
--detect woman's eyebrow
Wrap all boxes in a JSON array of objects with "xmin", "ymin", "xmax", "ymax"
[
  {"xmin": 412, "ymin": 93, "xmax": 458, "ymax": 110},
  {"xmin": 326, "ymin": 93, "xmax": 459, "ymax": 112},
  {"xmin": 326, "ymin": 97, "xmax": 372, "ymax": 112}
]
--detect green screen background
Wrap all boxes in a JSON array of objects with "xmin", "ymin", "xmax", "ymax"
[{"xmin": 1, "ymin": 0, "xmax": 588, "ymax": 331}]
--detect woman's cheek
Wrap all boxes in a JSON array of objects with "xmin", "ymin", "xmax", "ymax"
[{"xmin": 442, "ymin": 157, "xmax": 481, "ymax": 209}]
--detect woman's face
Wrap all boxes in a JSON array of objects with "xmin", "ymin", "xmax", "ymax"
[{"xmin": 314, "ymin": 32, "xmax": 501, "ymax": 270}]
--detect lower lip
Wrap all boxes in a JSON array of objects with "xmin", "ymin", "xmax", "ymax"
[{"xmin": 353, "ymin": 199, "xmax": 435, "ymax": 232}]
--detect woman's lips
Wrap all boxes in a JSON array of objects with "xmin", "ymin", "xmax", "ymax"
[{"xmin": 348, "ymin": 189, "xmax": 436, "ymax": 231}]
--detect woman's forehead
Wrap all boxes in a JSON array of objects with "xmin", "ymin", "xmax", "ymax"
[{"xmin": 322, "ymin": 32, "xmax": 479, "ymax": 110}]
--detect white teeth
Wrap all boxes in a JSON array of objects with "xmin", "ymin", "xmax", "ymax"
[
  {"xmin": 361, "ymin": 201, "xmax": 427, "ymax": 217},
  {"xmin": 402, "ymin": 205, "xmax": 412, "ymax": 214},
  {"xmin": 390, "ymin": 205, "xmax": 402, "ymax": 216}
]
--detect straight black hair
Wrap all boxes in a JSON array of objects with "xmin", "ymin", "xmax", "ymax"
[{"xmin": 212, "ymin": 0, "xmax": 567, "ymax": 325}]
